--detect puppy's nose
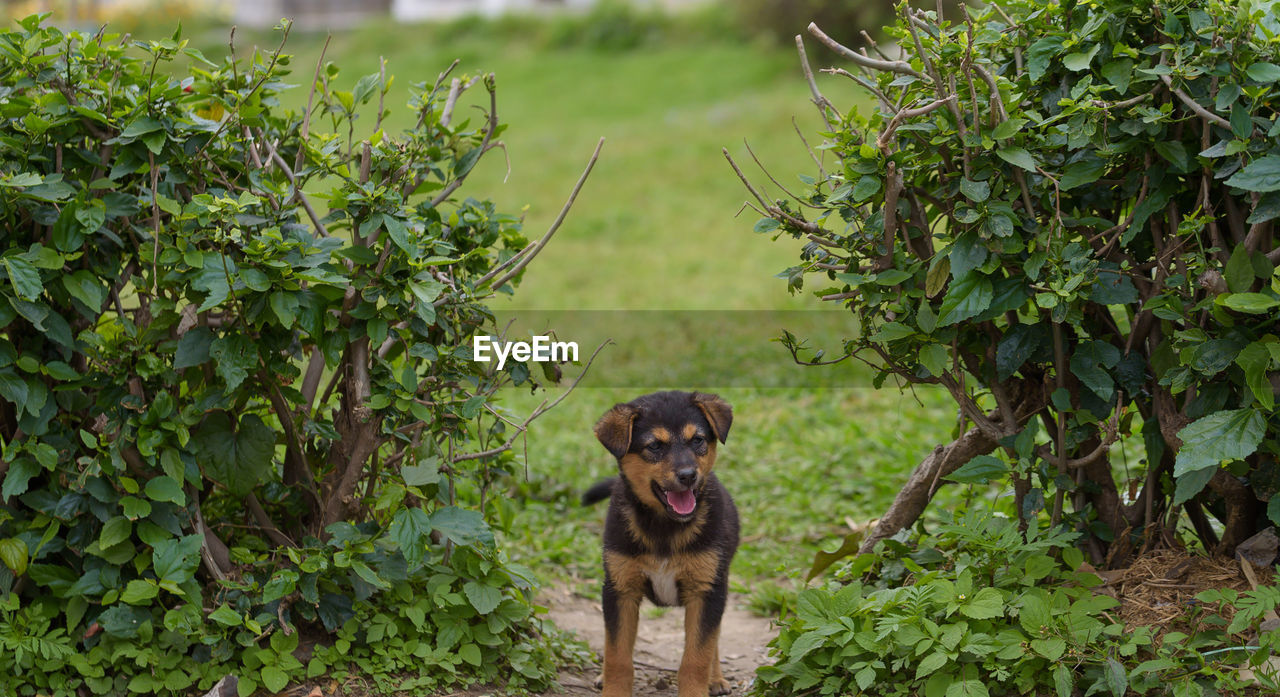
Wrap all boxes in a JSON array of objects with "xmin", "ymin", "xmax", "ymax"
[{"xmin": 675, "ymin": 468, "xmax": 697, "ymax": 486}]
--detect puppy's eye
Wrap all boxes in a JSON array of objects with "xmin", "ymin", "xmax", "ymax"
[
  {"xmin": 690, "ymin": 435, "xmax": 705, "ymax": 447},
  {"xmin": 645, "ymin": 442, "xmax": 663, "ymax": 453}
]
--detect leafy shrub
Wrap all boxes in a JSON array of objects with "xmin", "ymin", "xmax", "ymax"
[
  {"xmin": 0, "ymin": 14, "xmax": 580, "ymax": 696},
  {"xmin": 743, "ymin": 0, "xmax": 1280, "ymax": 565},
  {"xmin": 759, "ymin": 511, "xmax": 1280, "ymax": 696}
]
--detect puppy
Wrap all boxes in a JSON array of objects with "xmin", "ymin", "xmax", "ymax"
[{"xmin": 583, "ymin": 391, "xmax": 739, "ymax": 697}]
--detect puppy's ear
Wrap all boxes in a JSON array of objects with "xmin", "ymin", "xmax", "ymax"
[
  {"xmin": 692, "ymin": 392, "xmax": 733, "ymax": 444},
  {"xmin": 594, "ymin": 403, "xmax": 638, "ymax": 459}
]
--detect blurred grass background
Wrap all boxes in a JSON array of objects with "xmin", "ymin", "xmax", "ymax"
[{"xmin": 16, "ymin": 1, "xmax": 967, "ymax": 611}]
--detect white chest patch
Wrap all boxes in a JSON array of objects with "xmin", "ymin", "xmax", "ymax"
[{"xmin": 644, "ymin": 561, "xmax": 679, "ymax": 606}]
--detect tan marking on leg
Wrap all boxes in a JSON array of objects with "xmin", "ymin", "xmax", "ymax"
[
  {"xmin": 602, "ymin": 592, "xmax": 640, "ymax": 697},
  {"xmin": 678, "ymin": 595, "xmax": 714, "ymax": 697},
  {"xmin": 709, "ymin": 636, "xmax": 731, "ymax": 695}
]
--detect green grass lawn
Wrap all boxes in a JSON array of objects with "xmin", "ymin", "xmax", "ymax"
[
  {"xmin": 195, "ymin": 13, "xmax": 833, "ymax": 310},
  {"xmin": 170, "ymin": 10, "xmax": 963, "ymax": 609}
]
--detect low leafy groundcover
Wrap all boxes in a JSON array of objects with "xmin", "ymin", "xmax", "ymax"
[
  {"xmin": 759, "ymin": 511, "xmax": 1280, "ymax": 697},
  {"xmin": 0, "ymin": 14, "xmax": 588, "ymax": 697}
]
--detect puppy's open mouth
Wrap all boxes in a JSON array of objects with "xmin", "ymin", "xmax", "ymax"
[{"xmin": 651, "ymin": 482, "xmax": 697, "ymax": 518}]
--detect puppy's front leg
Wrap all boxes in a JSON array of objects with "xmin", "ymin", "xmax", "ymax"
[
  {"xmin": 601, "ymin": 581, "xmax": 641, "ymax": 697},
  {"xmin": 678, "ymin": 586, "xmax": 727, "ymax": 697}
]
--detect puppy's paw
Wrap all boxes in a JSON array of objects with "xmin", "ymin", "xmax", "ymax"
[
  {"xmin": 709, "ymin": 677, "xmax": 732, "ymax": 695},
  {"xmin": 593, "ymin": 672, "xmax": 604, "ymax": 690}
]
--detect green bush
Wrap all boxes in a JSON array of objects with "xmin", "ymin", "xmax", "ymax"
[
  {"xmin": 750, "ymin": 0, "xmax": 1280, "ymax": 565},
  {"xmin": 739, "ymin": 0, "xmax": 1280, "ymax": 693},
  {"xmin": 758, "ymin": 510, "xmax": 1280, "ymax": 696},
  {"xmin": 0, "ymin": 14, "xmax": 580, "ymax": 696}
]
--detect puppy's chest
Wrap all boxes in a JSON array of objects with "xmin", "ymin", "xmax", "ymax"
[
  {"xmin": 612, "ymin": 551, "xmax": 719, "ymax": 606},
  {"xmin": 642, "ymin": 560, "xmax": 680, "ymax": 606}
]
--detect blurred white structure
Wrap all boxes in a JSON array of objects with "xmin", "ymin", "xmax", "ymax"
[{"xmin": 393, "ymin": 0, "xmax": 593, "ymax": 21}]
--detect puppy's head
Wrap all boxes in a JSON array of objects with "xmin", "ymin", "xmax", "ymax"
[{"xmin": 594, "ymin": 391, "xmax": 732, "ymax": 522}]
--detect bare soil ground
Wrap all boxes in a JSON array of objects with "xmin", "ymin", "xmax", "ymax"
[{"xmin": 544, "ymin": 584, "xmax": 778, "ymax": 696}]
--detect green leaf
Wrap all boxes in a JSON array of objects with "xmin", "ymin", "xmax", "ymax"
[
  {"xmin": 996, "ymin": 147, "xmax": 1038, "ymax": 172},
  {"xmin": 144, "ymin": 476, "xmax": 185, "ymax": 505},
  {"xmin": 949, "ymin": 232, "xmax": 987, "ymax": 279},
  {"xmin": 1063, "ymin": 43, "xmax": 1100, "ymax": 71},
  {"xmin": 402, "ymin": 460, "xmax": 440, "ymax": 486},
  {"xmin": 991, "ymin": 118, "xmax": 1027, "ymax": 140},
  {"xmin": 1236, "ymin": 341, "xmax": 1274, "ymax": 409},
  {"xmin": 1026, "ymin": 36, "xmax": 1064, "ymax": 82},
  {"xmin": 269, "ymin": 292, "xmax": 299, "ymax": 327},
  {"xmin": 997, "ymin": 324, "xmax": 1044, "ymax": 380},
  {"xmin": 1174, "ymin": 466, "xmax": 1218, "ymax": 505},
  {"xmin": 430, "ymin": 506, "xmax": 494, "ymax": 548},
  {"xmin": 1091, "ymin": 268, "xmax": 1138, "ymax": 305},
  {"xmin": 1019, "ymin": 590, "xmax": 1051, "ymax": 633},
  {"xmin": 1, "ymin": 457, "xmax": 38, "ymax": 499},
  {"xmin": 389, "ymin": 507, "xmax": 431, "ymax": 566},
  {"xmin": 174, "ymin": 327, "xmax": 215, "ymax": 369},
  {"xmin": 1105, "ymin": 657, "xmax": 1128, "ymax": 697},
  {"xmin": 383, "ymin": 215, "xmax": 418, "ymax": 258},
  {"xmin": 152, "ymin": 535, "xmax": 202, "ymax": 584},
  {"xmin": 753, "ymin": 217, "xmax": 780, "ymax": 233},
  {"xmin": 1032, "ymin": 637, "xmax": 1066, "ymax": 660},
  {"xmin": 1154, "ymin": 141, "xmax": 1190, "ymax": 170},
  {"xmin": 1225, "ymin": 246, "xmax": 1255, "ymax": 292},
  {"xmin": 1268, "ymin": 496, "xmax": 1280, "ymax": 526},
  {"xmin": 208, "ymin": 605, "xmax": 242, "ymax": 626},
  {"xmin": 62, "ymin": 270, "xmax": 106, "ymax": 310},
  {"xmin": 946, "ymin": 679, "xmax": 990, "ymax": 697},
  {"xmin": 915, "ymin": 651, "xmax": 949, "ymax": 680},
  {"xmin": 1101, "ymin": 59, "xmax": 1134, "ymax": 93},
  {"xmin": 851, "ymin": 175, "xmax": 881, "ymax": 202},
  {"xmin": 1226, "ymin": 155, "xmax": 1280, "ymax": 192},
  {"xmin": 919, "ymin": 343, "xmax": 948, "ymax": 376},
  {"xmin": 1061, "ymin": 158, "xmax": 1105, "ymax": 190},
  {"xmin": 121, "ymin": 579, "xmax": 158, "ymax": 604},
  {"xmin": 938, "ymin": 273, "xmax": 992, "ymax": 326},
  {"xmin": 458, "ymin": 642, "xmax": 482, "ymax": 667},
  {"xmin": 4, "ymin": 257, "xmax": 42, "ymax": 300},
  {"xmin": 1053, "ymin": 663, "xmax": 1074, "ymax": 697},
  {"xmin": 121, "ymin": 116, "xmax": 163, "ymax": 138},
  {"xmin": 946, "ymin": 455, "xmax": 1007, "ymax": 484},
  {"xmin": 1174, "ymin": 409, "xmax": 1266, "ymax": 476},
  {"xmin": 351, "ymin": 560, "xmax": 390, "ymax": 589},
  {"xmin": 193, "ymin": 412, "xmax": 276, "ymax": 497},
  {"xmin": 0, "ymin": 537, "xmax": 28, "ymax": 576},
  {"xmin": 959, "ymin": 178, "xmax": 990, "ymax": 202},
  {"xmin": 1222, "ymin": 292, "xmax": 1280, "ymax": 313},
  {"xmin": 1247, "ymin": 62, "xmax": 1280, "ymax": 83},
  {"xmin": 869, "ymin": 321, "xmax": 915, "ymax": 343},
  {"xmin": 463, "ymin": 580, "xmax": 503, "ymax": 614},
  {"xmin": 120, "ymin": 495, "xmax": 151, "ymax": 519},
  {"xmin": 959, "ymin": 587, "xmax": 1004, "ymax": 619},
  {"xmin": 99, "ymin": 516, "xmax": 132, "ymax": 548},
  {"xmin": 209, "ymin": 333, "xmax": 257, "ymax": 391}
]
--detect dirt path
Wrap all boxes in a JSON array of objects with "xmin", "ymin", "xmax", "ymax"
[{"xmin": 544, "ymin": 584, "xmax": 778, "ymax": 696}]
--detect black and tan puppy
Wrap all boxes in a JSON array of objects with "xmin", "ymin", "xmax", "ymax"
[{"xmin": 583, "ymin": 391, "xmax": 739, "ymax": 697}]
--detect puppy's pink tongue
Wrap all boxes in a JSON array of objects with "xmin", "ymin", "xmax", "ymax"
[{"xmin": 665, "ymin": 489, "xmax": 696, "ymax": 515}]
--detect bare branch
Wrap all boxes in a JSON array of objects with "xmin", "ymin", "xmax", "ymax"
[
  {"xmin": 795, "ymin": 34, "xmax": 835, "ymax": 130},
  {"xmin": 294, "ymin": 34, "xmax": 331, "ymax": 174},
  {"xmin": 484, "ymin": 137, "xmax": 605, "ymax": 291},
  {"xmin": 1159, "ymin": 73, "xmax": 1231, "ymax": 130},
  {"xmin": 451, "ymin": 341, "xmax": 610, "ymax": 463},
  {"xmin": 807, "ymin": 22, "xmax": 927, "ymax": 80}
]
